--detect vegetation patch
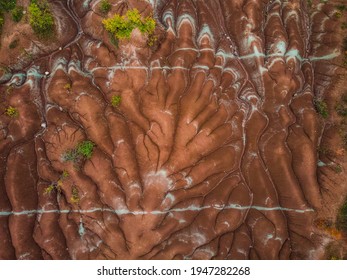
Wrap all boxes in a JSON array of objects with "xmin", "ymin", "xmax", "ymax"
[
  {"xmin": 28, "ymin": 0, "xmax": 55, "ymax": 38},
  {"xmin": 63, "ymin": 83, "xmax": 72, "ymax": 93},
  {"xmin": 111, "ymin": 95, "xmax": 121, "ymax": 107},
  {"xmin": 0, "ymin": 0, "xmax": 16, "ymax": 12},
  {"xmin": 5, "ymin": 106, "xmax": 19, "ymax": 117},
  {"xmin": 0, "ymin": 13, "xmax": 4, "ymax": 31},
  {"xmin": 43, "ymin": 184, "xmax": 55, "ymax": 195},
  {"xmin": 102, "ymin": 8, "xmax": 155, "ymax": 40},
  {"xmin": 63, "ymin": 140, "xmax": 95, "ymax": 163},
  {"xmin": 336, "ymin": 197, "xmax": 347, "ymax": 232},
  {"xmin": 76, "ymin": 140, "xmax": 95, "ymax": 159},
  {"xmin": 314, "ymin": 99, "xmax": 329, "ymax": 118},
  {"xmin": 70, "ymin": 186, "xmax": 80, "ymax": 204},
  {"xmin": 332, "ymin": 164, "xmax": 343, "ymax": 173},
  {"xmin": 44, "ymin": 170, "xmax": 69, "ymax": 195},
  {"xmin": 100, "ymin": 0, "xmax": 111, "ymax": 15},
  {"xmin": 11, "ymin": 5, "xmax": 23, "ymax": 22}
]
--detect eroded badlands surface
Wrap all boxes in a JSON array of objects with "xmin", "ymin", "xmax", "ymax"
[{"xmin": 1, "ymin": 0, "xmax": 347, "ymax": 259}]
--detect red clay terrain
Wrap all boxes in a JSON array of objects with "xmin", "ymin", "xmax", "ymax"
[{"xmin": 1, "ymin": 0, "xmax": 347, "ymax": 259}]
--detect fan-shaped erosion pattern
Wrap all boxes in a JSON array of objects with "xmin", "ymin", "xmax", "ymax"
[{"xmin": 1, "ymin": 0, "xmax": 347, "ymax": 260}]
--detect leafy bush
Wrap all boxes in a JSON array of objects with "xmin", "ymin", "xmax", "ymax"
[
  {"xmin": 11, "ymin": 5, "xmax": 23, "ymax": 22},
  {"xmin": 100, "ymin": 0, "xmax": 111, "ymax": 14},
  {"xmin": 102, "ymin": 8, "xmax": 155, "ymax": 40},
  {"xmin": 28, "ymin": 1, "xmax": 54, "ymax": 38},
  {"xmin": 111, "ymin": 95, "xmax": 121, "ymax": 107}
]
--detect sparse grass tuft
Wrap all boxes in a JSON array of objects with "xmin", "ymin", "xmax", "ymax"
[
  {"xmin": 336, "ymin": 197, "xmax": 347, "ymax": 232},
  {"xmin": 307, "ymin": 0, "xmax": 312, "ymax": 8},
  {"xmin": 63, "ymin": 83, "xmax": 71, "ymax": 93},
  {"xmin": 70, "ymin": 186, "xmax": 80, "ymax": 203},
  {"xmin": 335, "ymin": 11, "xmax": 343, "ymax": 19},
  {"xmin": 336, "ymin": 104, "xmax": 347, "ymax": 117},
  {"xmin": 43, "ymin": 184, "xmax": 55, "ymax": 194},
  {"xmin": 332, "ymin": 164, "xmax": 343, "ymax": 173},
  {"xmin": 111, "ymin": 95, "xmax": 121, "ymax": 107},
  {"xmin": 5, "ymin": 106, "xmax": 18, "ymax": 117},
  {"xmin": 314, "ymin": 99, "xmax": 329, "ymax": 119},
  {"xmin": 62, "ymin": 170, "xmax": 69, "ymax": 178},
  {"xmin": 62, "ymin": 148, "xmax": 79, "ymax": 162}
]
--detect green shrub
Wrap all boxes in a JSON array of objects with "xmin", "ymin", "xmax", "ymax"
[
  {"xmin": 11, "ymin": 5, "xmax": 23, "ymax": 22},
  {"xmin": 314, "ymin": 99, "xmax": 329, "ymax": 118},
  {"xmin": 111, "ymin": 95, "xmax": 121, "ymax": 107},
  {"xmin": 28, "ymin": 1, "xmax": 54, "ymax": 38},
  {"xmin": 102, "ymin": 8, "xmax": 155, "ymax": 40},
  {"xmin": 100, "ymin": 0, "xmax": 111, "ymax": 14},
  {"xmin": 0, "ymin": 0, "xmax": 16, "ymax": 12},
  {"xmin": 77, "ymin": 140, "xmax": 95, "ymax": 159}
]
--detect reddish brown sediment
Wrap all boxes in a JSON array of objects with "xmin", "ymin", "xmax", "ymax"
[{"xmin": 0, "ymin": 0, "xmax": 347, "ymax": 259}]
